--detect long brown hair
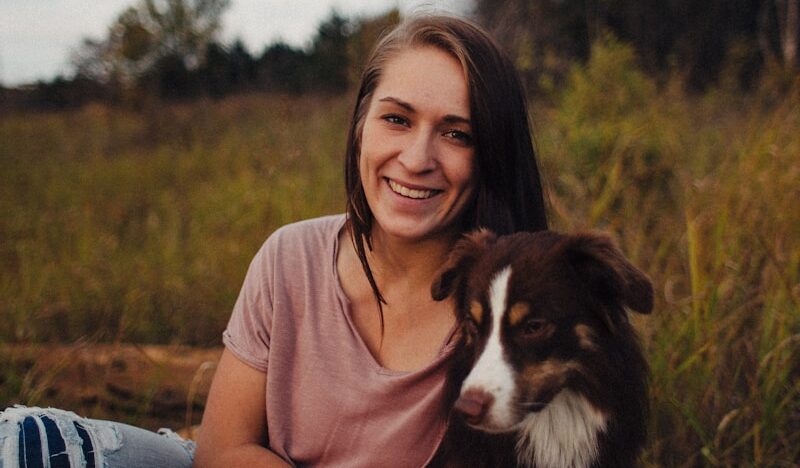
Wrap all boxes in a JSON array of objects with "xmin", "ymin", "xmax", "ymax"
[{"xmin": 344, "ymin": 15, "xmax": 548, "ymax": 314}]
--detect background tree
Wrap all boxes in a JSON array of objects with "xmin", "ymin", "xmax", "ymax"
[
  {"xmin": 346, "ymin": 9, "xmax": 401, "ymax": 87},
  {"xmin": 141, "ymin": 0, "xmax": 231, "ymax": 69},
  {"xmin": 257, "ymin": 42, "xmax": 312, "ymax": 93},
  {"xmin": 71, "ymin": 6, "xmax": 156, "ymax": 94},
  {"xmin": 473, "ymin": 0, "xmax": 795, "ymax": 91},
  {"xmin": 71, "ymin": 0, "xmax": 230, "ymax": 94},
  {"xmin": 307, "ymin": 11, "xmax": 352, "ymax": 93},
  {"xmin": 255, "ymin": 9, "xmax": 401, "ymax": 94},
  {"xmin": 474, "ymin": 0, "xmax": 596, "ymax": 93},
  {"xmin": 759, "ymin": 0, "xmax": 800, "ymax": 71},
  {"xmin": 200, "ymin": 40, "xmax": 256, "ymax": 96}
]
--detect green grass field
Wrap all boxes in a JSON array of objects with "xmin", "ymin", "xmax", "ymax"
[{"xmin": 2, "ymin": 40, "xmax": 798, "ymax": 465}]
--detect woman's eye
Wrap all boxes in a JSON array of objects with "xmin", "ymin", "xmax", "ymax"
[
  {"xmin": 444, "ymin": 130, "xmax": 473, "ymax": 145},
  {"xmin": 382, "ymin": 114, "xmax": 408, "ymax": 126}
]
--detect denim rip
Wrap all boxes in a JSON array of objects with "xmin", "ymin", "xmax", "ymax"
[
  {"xmin": 154, "ymin": 429, "xmax": 196, "ymax": 460},
  {"xmin": 0, "ymin": 406, "xmax": 122, "ymax": 468}
]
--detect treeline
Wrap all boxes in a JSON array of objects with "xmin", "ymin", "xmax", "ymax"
[
  {"xmin": 475, "ymin": 0, "xmax": 799, "ymax": 91},
  {"xmin": 2, "ymin": 2, "xmax": 399, "ymax": 110},
  {"xmin": 1, "ymin": 0, "xmax": 798, "ymax": 111}
]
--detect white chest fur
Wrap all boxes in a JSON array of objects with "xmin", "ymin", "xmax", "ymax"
[{"xmin": 514, "ymin": 389, "xmax": 608, "ymax": 468}]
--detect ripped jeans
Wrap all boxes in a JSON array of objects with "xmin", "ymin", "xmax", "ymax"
[{"xmin": 0, "ymin": 406, "xmax": 194, "ymax": 468}]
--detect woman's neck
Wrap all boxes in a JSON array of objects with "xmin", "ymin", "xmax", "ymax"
[{"xmin": 365, "ymin": 228, "xmax": 458, "ymax": 295}]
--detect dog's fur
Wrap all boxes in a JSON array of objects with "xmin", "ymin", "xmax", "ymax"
[{"xmin": 428, "ymin": 230, "xmax": 653, "ymax": 468}]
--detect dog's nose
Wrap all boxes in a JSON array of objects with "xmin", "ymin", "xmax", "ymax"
[{"xmin": 454, "ymin": 388, "xmax": 494, "ymax": 424}]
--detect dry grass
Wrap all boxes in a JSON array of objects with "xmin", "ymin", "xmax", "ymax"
[{"xmin": 0, "ymin": 343, "xmax": 221, "ymax": 432}]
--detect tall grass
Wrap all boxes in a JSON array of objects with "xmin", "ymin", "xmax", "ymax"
[
  {"xmin": 1, "ymin": 94, "xmax": 349, "ymax": 344},
  {"xmin": 1, "ymin": 38, "xmax": 798, "ymax": 464}
]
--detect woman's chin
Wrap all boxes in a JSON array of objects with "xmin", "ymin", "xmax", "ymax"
[{"xmin": 372, "ymin": 216, "xmax": 455, "ymax": 245}]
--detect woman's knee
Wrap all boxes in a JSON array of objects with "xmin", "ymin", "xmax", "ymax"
[{"xmin": 0, "ymin": 405, "xmax": 193, "ymax": 468}]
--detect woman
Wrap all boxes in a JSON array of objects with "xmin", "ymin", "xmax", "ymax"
[
  {"xmin": 0, "ymin": 14, "xmax": 546, "ymax": 468},
  {"xmin": 194, "ymin": 15, "xmax": 547, "ymax": 467}
]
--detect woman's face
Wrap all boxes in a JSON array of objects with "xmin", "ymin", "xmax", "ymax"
[{"xmin": 359, "ymin": 46, "xmax": 476, "ymax": 244}]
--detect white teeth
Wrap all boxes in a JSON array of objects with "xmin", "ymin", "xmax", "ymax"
[{"xmin": 388, "ymin": 179, "xmax": 437, "ymax": 199}]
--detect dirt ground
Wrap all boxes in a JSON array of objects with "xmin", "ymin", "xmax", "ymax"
[{"xmin": 1, "ymin": 343, "xmax": 222, "ymax": 438}]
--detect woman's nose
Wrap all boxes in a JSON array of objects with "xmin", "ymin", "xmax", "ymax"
[{"xmin": 397, "ymin": 131, "xmax": 437, "ymax": 173}]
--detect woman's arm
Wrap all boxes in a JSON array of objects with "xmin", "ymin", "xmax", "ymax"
[{"xmin": 193, "ymin": 348, "xmax": 291, "ymax": 467}]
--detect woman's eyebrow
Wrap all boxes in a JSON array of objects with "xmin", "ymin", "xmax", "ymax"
[
  {"xmin": 442, "ymin": 114, "xmax": 471, "ymax": 126},
  {"xmin": 378, "ymin": 96, "xmax": 470, "ymax": 124},
  {"xmin": 378, "ymin": 96, "xmax": 415, "ymax": 112}
]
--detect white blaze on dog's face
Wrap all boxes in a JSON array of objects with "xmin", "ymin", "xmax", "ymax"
[
  {"xmin": 459, "ymin": 266, "xmax": 517, "ymax": 430},
  {"xmin": 459, "ymin": 263, "xmax": 569, "ymax": 432}
]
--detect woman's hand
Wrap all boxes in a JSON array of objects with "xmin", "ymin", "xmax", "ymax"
[{"xmin": 193, "ymin": 348, "xmax": 291, "ymax": 467}]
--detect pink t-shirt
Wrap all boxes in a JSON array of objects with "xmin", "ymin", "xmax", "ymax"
[{"xmin": 223, "ymin": 214, "xmax": 456, "ymax": 467}]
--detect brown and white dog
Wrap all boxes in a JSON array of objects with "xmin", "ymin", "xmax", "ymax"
[{"xmin": 429, "ymin": 230, "xmax": 653, "ymax": 468}]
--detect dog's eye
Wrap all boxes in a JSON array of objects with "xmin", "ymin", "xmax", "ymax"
[
  {"xmin": 522, "ymin": 318, "xmax": 550, "ymax": 337},
  {"xmin": 460, "ymin": 315, "xmax": 480, "ymax": 346},
  {"xmin": 463, "ymin": 314, "xmax": 479, "ymax": 332},
  {"xmin": 469, "ymin": 300, "xmax": 484, "ymax": 325}
]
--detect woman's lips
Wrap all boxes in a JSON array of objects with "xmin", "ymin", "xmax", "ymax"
[{"xmin": 386, "ymin": 178, "xmax": 441, "ymax": 200}]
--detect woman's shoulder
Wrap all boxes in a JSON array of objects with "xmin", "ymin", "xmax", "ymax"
[
  {"xmin": 255, "ymin": 214, "xmax": 346, "ymax": 261},
  {"xmin": 242, "ymin": 214, "xmax": 345, "ymax": 288},
  {"xmin": 268, "ymin": 214, "xmax": 346, "ymax": 245},
  {"xmin": 273, "ymin": 213, "xmax": 346, "ymax": 235}
]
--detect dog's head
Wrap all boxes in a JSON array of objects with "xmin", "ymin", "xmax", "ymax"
[{"xmin": 432, "ymin": 230, "xmax": 653, "ymax": 433}]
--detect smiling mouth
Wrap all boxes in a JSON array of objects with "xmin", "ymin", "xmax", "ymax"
[{"xmin": 387, "ymin": 179, "xmax": 441, "ymax": 200}]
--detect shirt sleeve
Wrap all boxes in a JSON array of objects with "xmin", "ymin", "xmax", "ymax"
[{"xmin": 222, "ymin": 234, "xmax": 277, "ymax": 372}]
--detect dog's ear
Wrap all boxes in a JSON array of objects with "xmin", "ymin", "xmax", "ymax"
[
  {"xmin": 431, "ymin": 229, "xmax": 497, "ymax": 301},
  {"xmin": 565, "ymin": 233, "xmax": 654, "ymax": 316}
]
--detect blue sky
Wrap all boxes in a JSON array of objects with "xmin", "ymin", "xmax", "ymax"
[{"xmin": 0, "ymin": 0, "xmax": 470, "ymax": 86}]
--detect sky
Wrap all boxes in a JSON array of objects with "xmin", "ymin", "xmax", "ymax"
[{"xmin": 0, "ymin": 0, "xmax": 471, "ymax": 86}]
